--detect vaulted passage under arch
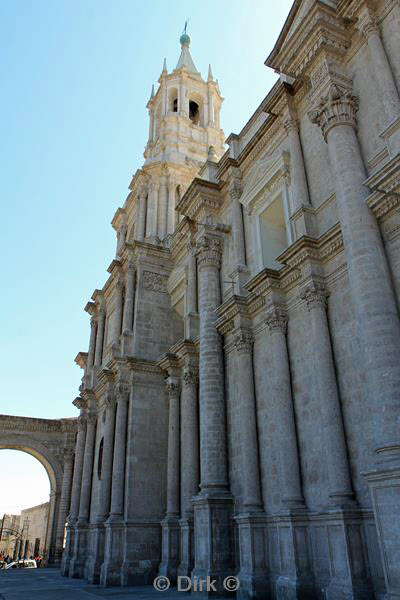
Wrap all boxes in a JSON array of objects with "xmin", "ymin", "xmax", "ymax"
[{"xmin": 0, "ymin": 415, "xmax": 77, "ymax": 563}]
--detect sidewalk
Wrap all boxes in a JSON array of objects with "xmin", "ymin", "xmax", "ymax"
[{"xmin": 0, "ymin": 568, "xmax": 181, "ymax": 600}]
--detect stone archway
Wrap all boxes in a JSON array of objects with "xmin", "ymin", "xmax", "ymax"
[{"xmin": 0, "ymin": 415, "xmax": 77, "ymax": 563}]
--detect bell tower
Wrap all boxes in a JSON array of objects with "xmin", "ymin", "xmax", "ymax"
[{"xmin": 139, "ymin": 31, "xmax": 225, "ymax": 243}]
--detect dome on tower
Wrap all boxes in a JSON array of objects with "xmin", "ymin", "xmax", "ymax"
[{"xmin": 180, "ymin": 33, "xmax": 191, "ymax": 46}]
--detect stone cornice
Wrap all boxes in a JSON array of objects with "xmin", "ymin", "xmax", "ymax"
[
  {"xmin": 107, "ymin": 258, "xmax": 122, "ymax": 275},
  {"xmin": 111, "ymin": 206, "xmax": 127, "ymax": 231},
  {"xmin": 365, "ymin": 154, "xmax": 400, "ymax": 221},
  {"xmin": 215, "ymin": 295, "xmax": 250, "ymax": 336},
  {"xmin": 266, "ymin": 1, "xmax": 350, "ymax": 79},
  {"xmin": 177, "ymin": 178, "xmax": 223, "ymax": 223},
  {"xmin": 74, "ymin": 352, "xmax": 88, "ymax": 370},
  {"xmin": 0, "ymin": 414, "xmax": 75, "ymax": 434},
  {"xmin": 126, "ymin": 357, "xmax": 164, "ymax": 375}
]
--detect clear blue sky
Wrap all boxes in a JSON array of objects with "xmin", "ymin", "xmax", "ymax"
[{"xmin": 0, "ymin": 0, "xmax": 292, "ymax": 515}]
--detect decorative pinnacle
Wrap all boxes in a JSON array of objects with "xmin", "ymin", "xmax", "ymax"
[
  {"xmin": 162, "ymin": 58, "xmax": 167, "ymax": 74},
  {"xmin": 208, "ymin": 64, "xmax": 214, "ymax": 81},
  {"xmin": 180, "ymin": 18, "xmax": 191, "ymax": 46},
  {"xmin": 150, "ymin": 84, "xmax": 155, "ymax": 100}
]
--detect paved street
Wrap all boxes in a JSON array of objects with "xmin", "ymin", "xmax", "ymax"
[{"xmin": 0, "ymin": 568, "xmax": 181, "ymax": 600}]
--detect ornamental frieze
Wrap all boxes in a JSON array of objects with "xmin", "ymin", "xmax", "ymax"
[{"xmin": 142, "ymin": 270, "xmax": 169, "ymax": 293}]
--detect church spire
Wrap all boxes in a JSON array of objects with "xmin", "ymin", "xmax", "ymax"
[{"xmin": 175, "ymin": 25, "xmax": 199, "ymax": 75}]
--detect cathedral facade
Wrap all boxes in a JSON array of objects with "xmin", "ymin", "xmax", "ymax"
[{"xmin": 58, "ymin": 1, "xmax": 400, "ymax": 598}]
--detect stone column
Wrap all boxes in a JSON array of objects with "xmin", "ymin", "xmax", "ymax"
[
  {"xmin": 309, "ymin": 82, "xmax": 400, "ymax": 599},
  {"xmin": 157, "ymin": 176, "xmax": 168, "ymax": 240},
  {"xmin": 309, "ymin": 84, "xmax": 400, "ymax": 457},
  {"xmin": 284, "ymin": 118, "xmax": 310, "ymax": 212},
  {"xmin": 232, "ymin": 328, "xmax": 266, "ymax": 599},
  {"xmin": 94, "ymin": 310, "xmax": 105, "ymax": 367},
  {"xmin": 159, "ymin": 377, "xmax": 181, "ymax": 582},
  {"xmin": 111, "ymin": 281, "xmax": 123, "ymax": 344},
  {"xmin": 87, "ymin": 318, "xmax": 97, "ymax": 370},
  {"xmin": 136, "ymin": 188, "xmax": 147, "ymax": 242},
  {"xmin": 55, "ymin": 449, "xmax": 74, "ymax": 563},
  {"xmin": 264, "ymin": 307, "xmax": 304, "ymax": 508},
  {"xmin": 178, "ymin": 366, "xmax": 199, "ymax": 577},
  {"xmin": 233, "ymin": 329, "xmax": 262, "ymax": 511},
  {"xmin": 69, "ymin": 413, "xmax": 97, "ymax": 578},
  {"xmin": 86, "ymin": 396, "xmax": 116, "ymax": 583},
  {"xmin": 302, "ymin": 281, "xmax": 354, "ymax": 506},
  {"xmin": 122, "ymin": 261, "xmax": 135, "ymax": 333},
  {"xmin": 146, "ymin": 180, "xmax": 159, "ymax": 239},
  {"xmin": 116, "ymin": 224, "xmax": 127, "ymax": 258},
  {"xmin": 185, "ymin": 244, "xmax": 199, "ymax": 339},
  {"xmin": 100, "ymin": 383, "xmax": 130, "ymax": 586},
  {"xmin": 61, "ymin": 414, "xmax": 86, "ymax": 576},
  {"xmin": 230, "ymin": 182, "xmax": 246, "ymax": 268},
  {"xmin": 148, "ymin": 109, "xmax": 154, "ymax": 143},
  {"xmin": 361, "ymin": 15, "xmax": 400, "ymax": 126},
  {"xmin": 192, "ymin": 233, "xmax": 234, "ymax": 586},
  {"xmin": 167, "ymin": 181, "xmax": 176, "ymax": 235}
]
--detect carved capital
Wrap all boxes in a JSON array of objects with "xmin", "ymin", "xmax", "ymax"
[
  {"xmin": 77, "ymin": 415, "xmax": 87, "ymax": 432},
  {"xmin": 283, "ymin": 117, "xmax": 298, "ymax": 134},
  {"xmin": 63, "ymin": 448, "xmax": 74, "ymax": 462},
  {"xmin": 234, "ymin": 329, "xmax": 254, "ymax": 355},
  {"xmin": 308, "ymin": 83, "xmax": 359, "ymax": 141},
  {"xmin": 87, "ymin": 412, "xmax": 97, "ymax": 426},
  {"xmin": 196, "ymin": 235, "xmax": 223, "ymax": 270},
  {"xmin": 166, "ymin": 377, "xmax": 181, "ymax": 398},
  {"xmin": 183, "ymin": 367, "xmax": 199, "ymax": 386},
  {"xmin": 139, "ymin": 185, "xmax": 148, "ymax": 200},
  {"xmin": 360, "ymin": 14, "xmax": 380, "ymax": 39},
  {"xmin": 90, "ymin": 317, "xmax": 96, "ymax": 329},
  {"xmin": 104, "ymin": 393, "xmax": 116, "ymax": 410},
  {"xmin": 150, "ymin": 180, "xmax": 160, "ymax": 193},
  {"xmin": 301, "ymin": 282, "xmax": 329, "ymax": 310},
  {"xmin": 265, "ymin": 307, "xmax": 288, "ymax": 334},
  {"xmin": 228, "ymin": 180, "xmax": 242, "ymax": 201},
  {"xmin": 116, "ymin": 382, "xmax": 130, "ymax": 402}
]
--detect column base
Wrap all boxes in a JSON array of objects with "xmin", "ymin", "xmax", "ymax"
[
  {"xmin": 61, "ymin": 524, "xmax": 74, "ymax": 576},
  {"xmin": 84, "ymin": 523, "xmax": 106, "ymax": 584},
  {"xmin": 192, "ymin": 490, "xmax": 234, "ymax": 597},
  {"xmin": 235, "ymin": 512, "xmax": 269, "ymax": 600},
  {"xmin": 120, "ymin": 520, "xmax": 161, "ymax": 586},
  {"xmin": 364, "ymin": 459, "xmax": 400, "ymax": 600},
  {"xmin": 178, "ymin": 516, "xmax": 195, "ymax": 578},
  {"xmin": 159, "ymin": 516, "xmax": 180, "ymax": 584},
  {"xmin": 68, "ymin": 521, "xmax": 90, "ymax": 579},
  {"xmin": 100, "ymin": 516, "xmax": 125, "ymax": 586}
]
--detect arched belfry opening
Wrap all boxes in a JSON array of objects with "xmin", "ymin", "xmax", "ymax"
[{"xmin": 189, "ymin": 100, "xmax": 200, "ymax": 125}]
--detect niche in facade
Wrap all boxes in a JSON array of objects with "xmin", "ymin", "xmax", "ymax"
[{"xmin": 259, "ymin": 195, "xmax": 288, "ymax": 269}]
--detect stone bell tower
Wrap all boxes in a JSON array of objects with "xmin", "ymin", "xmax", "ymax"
[{"xmin": 139, "ymin": 30, "xmax": 225, "ymax": 243}]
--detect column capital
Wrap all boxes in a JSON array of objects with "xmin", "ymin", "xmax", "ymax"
[
  {"xmin": 361, "ymin": 15, "xmax": 380, "ymax": 39},
  {"xmin": 63, "ymin": 448, "xmax": 74, "ymax": 462},
  {"xmin": 166, "ymin": 377, "xmax": 181, "ymax": 398},
  {"xmin": 116, "ymin": 382, "xmax": 130, "ymax": 402},
  {"xmin": 265, "ymin": 307, "xmax": 288, "ymax": 334},
  {"xmin": 233, "ymin": 329, "xmax": 254, "ymax": 355},
  {"xmin": 196, "ymin": 235, "xmax": 223, "ymax": 270},
  {"xmin": 150, "ymin": 180, "xmax": 160, "ymax": 192},
  {"xmin": 308, "ymin": 83, "xmax": 359, "ymax": 141},
  {"xmin": 283, "ymin": 116, "xmax": 299, "ymax": 134},
  {"xmin": 104, "ymin": 393, "xmax": 116, "ymax": 410},
  {"xmin": 301, "ymin": 281, "xmax": 329, "ymax": 311},
  {"xmin": 90, "ymin": 317, "xmax": 96, "ymax": 329},
  {"xmin": 138, "ymin": 185, "xmax": 148, "ymax": 199},
  {"xmin": 77, "ymin": 415, "xmax": 87, "ymax": 432},
  {"xmin": 183, "ymin": 366, "xmax": 199, "ymax": 386},
  {"xmin": 228, "ymin": 179, "xmax": 242, "ymax": 201},
  {"xmin": 87, "ymin": 412, "xmax": 97, "ymax": 426}
]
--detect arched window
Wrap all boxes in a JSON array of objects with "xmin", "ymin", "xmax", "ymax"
[
  {"xmin": 189, "ymin": 100, "xmax": 200, "ymax": 125},
  {"xmin": 97, "ymin": 438, "xmax": 104, "ymax": 480}
]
